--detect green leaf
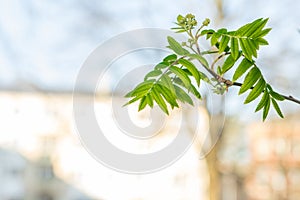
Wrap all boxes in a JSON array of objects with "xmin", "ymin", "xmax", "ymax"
[
  {"xmin": 182, "ymin": 68, "xmax": 192, "ymax": 76},
  {"xmin": 160, "ymin": 74, "xmax": 176, "ymax": 95},
  {"xmin": 188, "ymin": 54, "xmax": 209, "ymax": 68},
  {"xmin": 154, "ymin": 61, "xmax": 169, "ymax": 70},
  {"xmin": 199, "ymin": 72, "xmax": 210, "ymax": 83},
  {"xmin": 239, "ymin": 67, "xmax": 261, "ymax": 94},
  {"xmin": 270, "ymin": 91, "xmax": 285, "ymax": 101},
  {"xmin": 232, "ymin": 58, "xmax": 253, "ymax": 82},
  {"xmin": 144, "ymin": 70, "xmax": 162, "ymax": 80},
  {"xmin": 266, "ymin": 84, "xmax": 273, "ymax": 91},
  {"xmin": 255, "ymin": 89, "xmax": 269, "ymax": 112},
  {"xmin": 271, "ymin": 98, "xmax": 284, "ymax": 118},
  {"xmin": 231, "ymin": 38, "xmax": 239, "ymax": 60},
  {"xmin": 190, "ymin": 84, "xmax": 201, "ymax": 99},
  {"xmin": 249, "ymin": 18, "xmax": 269, "ymax": 37},
  {"xmin": 163, "ymin": 54, "xmax": 177, "ymax": 63},
  {"xmin": 124, "ymin": 95, "xmax": 143, "ymax": 107},
  {"xmin": 156, "ymin": 84, "xmax": 178, "ymax": 108},
  {"xmin": 252, "ymin": 28, "xmax": 271, "ymax": 38},
  {"xmin": 244, "ymin": 78, "xmax": 266, "ymax": 104},
  {"xmin": 245, "ymin": 39, "xmax": 258, "ymax": 57},
  {"xmin": 174, "ymin": 85, "xmax": 194, "ymax": 105},
  {"xmin": 217, "ymin": 28, "xmax": 227, "ymax": 34},
  {"xmin": 200, "ymin": 29, "xmax": 214, "ymax": 36},
  {"xmin": 211, "ymin": 32, "xmax": 221, "ymax": 46},
  {"xmin": 138, "ymin": 96, "xmax": 148, "ymax": 111},
  {"xmin": 221, "ymin": 54, "xmax": 235, "ymax": 74},
  {"xmin": 178, "ymin": 58, "xmax": 201, "ymax": 86},
  {"xmin": 167, "ymin": 36, "xmax": 189, "ymax": 55},
  {"xmin": 256, "ymin": 38, "xmax": 269, "ymax": 45},
  {"xmin": 146, "ymin": 94, "xmax": 154, "ymax": 108},
  {"xmin": 239, "ymin": 38, "xmax": 253, "ymax": 60},
  {"xmin": 171, "ymin": 27, "xmax": 186, "ymax": 33},
  {"xmin": 217, "ymin": 66, "xmax": 222, "ymax": 75},
  {"xmin": 263, "ymin": 95, "xmax": 271, "ymax": 121},
  {"xmin": 244, "ymin": 18, "xmax": 266, "ymax": 37},
  {"xmin": 151, "ymin": 87, "xmax": 169, "ymax": 114},
  {"xmin": 129, "ymin": 80, "xmax": 155, "ymax": 97},
  {"xmin": 236, "ymin": 18, "xmax": 262, "ymax": 36},
  {"xmin": 170, "ymin": 66, "xmax": 192, "ymax": 89},
  {"xmin": 219, "ymin": 35, "xmax": 230, "ymax": 53}
]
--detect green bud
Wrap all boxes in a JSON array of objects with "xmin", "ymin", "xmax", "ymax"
[
  {"xmin": 177, "ymin": 15, "xmax": 184, "ymax": 23},
  {"xmin": 202, "ymin": 18, "xmax": 210, "ymax": 26},
  {"xmin": 191, "ymin": 20, "xmax": 197, "ymax": 26},
  {"xmin": 186, "ymin": 13, "xmax": 195, "ymax": 19}
]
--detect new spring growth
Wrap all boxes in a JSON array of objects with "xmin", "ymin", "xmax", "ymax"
[
  {"xmin": 202, "ymin": 18, "xmax": 210, "ymax": 26},
  {"xmin": 176, "ymin": 14, "xmax": 197, "ymax": 30}
]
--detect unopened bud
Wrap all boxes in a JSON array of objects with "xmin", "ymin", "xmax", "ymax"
[{"xmin": 202, "ymin": 18, "xmax": 210, "ymax": 26}]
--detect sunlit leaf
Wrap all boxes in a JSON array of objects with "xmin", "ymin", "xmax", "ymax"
[
  {"xmin": 252, "ymin": 28, "xmax": 271, "ymax": 38},
  {"xmin": 178, "ymin": 58, "xmax": 201, "ymax": 86},
  {"xmin": 231, "ymin": 38, "xmax": 239, "ymax": 60},
  {"xmin": 249, "ymin": 18, "xmax": 269, "ymax": 37},
  {"xmin": 244, "ymin": 78, "xmax": 266, "ymax": 104},
  {"xmin": 245, "ymin": 39, "xmax": 258, "ymax": 57},
  {"xmin": 236, "ymin": 18, "xmax": 262, "ymax": 36},
  {"xmin": 239, "ymin": 38, "xmax": 253, "ymax": 60},
  {"xmin": 256, "ymin": 38, "xmax": 269, "ymax": 45},
  {"xmin": 232, "ymin": 58, "xmax": 253, "ymax": 82},
  {"xmin": 255, "ymin": 89, "xmax": 269, "ymax": 112},
  {"xmin": 154, "ymin": 61, "xmax": 169, "ymax": 70},
  {"xmin": 270, "ymin": 91, "xmax": 285, "ymax": 101},
  {"xmin": 156, "ymin": 84, "xmax": 178, "ymax": 108},
  {"xmin": 211, "ymin": 32, "xmax": 221, "ymax": 46},
  {"xmin": 167, "ymin": 36, "xmax": 189, "ymax": 55},
  {"xmin": 163, "ymin": 54, "xmax": 177, "ymax": 63},
  {"xmin": 188, "ymin": 53, "xmax": 209, "ymax": 68},
  {"xmin": 129, "ymin": 80, "xmax": 155, "ymax": 97},
  {"xmin": 146, "ymin": 94, "xmax": 154, "ymax": 108},
  {"xmin": 138, "ymin": 96, "xmax": 147, "ymax": 111},
  {"xmin": 160, "ymin": 74, "xmax": 176, "ymax": 95},
  {"xmin": 271, "ymin": 98, "xmax": 284, "ymax": 118},
  {"xmin": 221, "ymin": 54, "xmax": 235, "ymax": 73},
  {"xmin": 219, "ymin": 35, "xmax": 230, "ymax": 53},
  {"xmin": 263, "ymin": 95, "xmax": 271, "ymax": 121},
  {"xmin": 151, "ymin": 87, "xmax": 169, "ymax": 114},
  {"xmin": 170, "ymin": 66, "xmax": 192, "ymax": 89},
  {"xmin": 144, "ymin": 70, "xmax": 162, "ymax": 80},
  {"xmin": 239, "ymin": 67, "xmax": 261, "ymax": 94},
  {"xmin": 174, "ymin": 85, "xmax": 194, "ymax": 105},
  {"xmin": 190, "ymin": 84, "xmax": 201, "ymax": 99},
  {"xmin": 123, "ymin": 95, "xmax": 142, "ymax": 107}
]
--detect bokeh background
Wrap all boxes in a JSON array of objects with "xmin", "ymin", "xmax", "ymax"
[{"xmin": 0, "ymin": 0, "xmax": 300, "ymax": 199}]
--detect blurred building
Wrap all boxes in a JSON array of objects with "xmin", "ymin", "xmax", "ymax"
[
  {"xmin": 246, "ymin": 114, "xmax": 300, "ymax": 200},
  {"xmin": 0, "ymin": 91, "xmax": 208, "ymax": 200},
  {"xmin": 1, "ymin": 90, "xmax": 299, "ymax": 200},
  {"xmin": 0, "ymin": 148, "xmax": 93, "ymax": 200},
  {"xmin": 218, "ymin": 113, "xmax": 300, "ymax": 200}
]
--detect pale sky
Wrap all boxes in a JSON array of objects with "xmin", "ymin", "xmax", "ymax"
[{"xmin": 0, "ymin": 0, "xmax": 299, "ymax": 117}]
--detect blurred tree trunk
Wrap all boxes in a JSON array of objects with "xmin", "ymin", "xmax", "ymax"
[
  {"xmin": 206, "ymin": 143, "xmax": 221, "ymax": 200},
  {"xmin": 205, "ymin": 112, "xmax": 223, "ymax": 200},
  {"xmin": 214, "ymin": 0, "xmax": 224, "ymax": 24},
  {"xmin": 206, "ymin": 2, "xmax": 224, "ymax": 199},
  {"xmin": 191, "ymin": 99, "xmax": 223, "ymax": 200}
]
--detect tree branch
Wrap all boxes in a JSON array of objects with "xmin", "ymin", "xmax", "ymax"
[{"xmin": 232, "ymin": 82, "xmax": 300, "ymax": 105}]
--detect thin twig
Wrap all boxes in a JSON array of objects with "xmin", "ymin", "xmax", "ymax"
[
  {"xmin": 231, "ymin": 82, "xmax": 300, "ymax": 105},
  {"xmin": 211, "ymin": 53, "xmax": 226, "ymax": 71}
]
